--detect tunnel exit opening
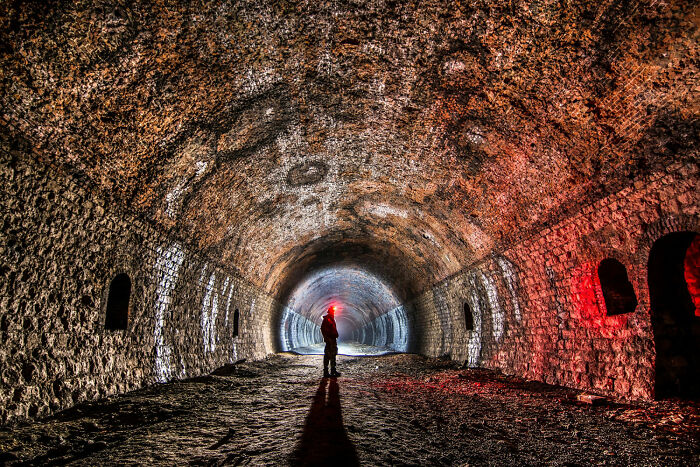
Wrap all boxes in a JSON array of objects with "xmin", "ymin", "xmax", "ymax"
[{"xmin": 277, "ymin": 265, "xmax": 410, "ymax": 356}]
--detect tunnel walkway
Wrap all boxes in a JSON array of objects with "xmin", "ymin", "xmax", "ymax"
[{"xmin": 1, "ymin": 354, "xmax": 698, "ymax": 465}]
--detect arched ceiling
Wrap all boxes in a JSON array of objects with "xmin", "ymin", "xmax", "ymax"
[{"xmin": 1, "ymin": 0, "xmax": 697, "ymax": 301}]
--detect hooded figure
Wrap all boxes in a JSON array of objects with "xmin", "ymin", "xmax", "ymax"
[{"xmin": 321, "ymin": 306, "xmax": 341, "ymax": 377}]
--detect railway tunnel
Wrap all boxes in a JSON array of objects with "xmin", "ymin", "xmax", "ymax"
[{"xmin": 0, "ymin": 0, "xmax": 699, "ymax": 464}]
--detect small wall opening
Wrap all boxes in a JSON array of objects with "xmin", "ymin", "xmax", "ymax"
[
  {"xmin": 648, "ymin": 231, "xmax": 700, "ymax": 399},
  {"xmin": 233, "ymin": 308, "xmax": 240, "ymax": 337},
  {"xmin": 464, "ymin": 302, "xmax": 473, "ymax": 331},
  {"xmin": 105, "ymin": 273, "xmax": 131, "ymax": 330},
  {"xmin": 598, "ymin": 258, "xmax": 637, "ymax": 315}
]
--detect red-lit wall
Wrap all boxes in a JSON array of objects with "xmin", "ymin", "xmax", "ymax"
[
  {"xmin": 684, "ymin": 236, "xmax": 700, "ymax": 317},
  {"xmin": 409, "ymin": 163, "xmax": 699, "ymax": 400}
]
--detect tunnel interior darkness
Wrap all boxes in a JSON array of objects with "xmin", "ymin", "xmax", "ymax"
[
  {"xmin": 648, "ymin": 231, "xmax": 700, "ymax": 399},
  {"xmin": 278, "ymin": 264, "xmax": 409, "ymax": 354}
]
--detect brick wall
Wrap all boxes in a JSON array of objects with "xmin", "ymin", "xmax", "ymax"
[
  {"xmin": 0, "ymin": 144, "xmax": 280, "ymax": 424},
  {"xmin": 409, "ymin": 162, "xmax": 699, "ymax": 400}
]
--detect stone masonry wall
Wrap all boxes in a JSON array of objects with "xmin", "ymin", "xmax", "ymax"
[
  {"xmin": 354, "ymin": 306, "xmax": 410, "ymax": 353},
  {"xmin": 0, "ymin": 143, "xmax": 280, "ymax": 424},
  {"xmin": 278, "ymin": 307, "xmax": 322, "ymax": 352},
  {"xmin": 410, "ymin": 161, "xmax": 699, "ymax": 400}
]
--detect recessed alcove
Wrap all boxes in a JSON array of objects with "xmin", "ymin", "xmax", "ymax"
[
  {"xmin": 104, "ymin": 273, "xmax": 131, "ymax": 331},
  {"xmin": 648, "ymin": 231, "xmax": 700, "ymax": 399},
  {"xmin": 233, "ymin": 308, "xmax": 240, "ymax": 338},
  {"xmin": 464, "ymin": 302, "xmax": 474, "ymax": 331},
  {"xmin": 598, "ymin": 258, "xmax": 637, "ymax": 316}
]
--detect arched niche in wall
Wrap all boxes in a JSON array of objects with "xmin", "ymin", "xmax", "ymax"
[
  {"xmin": 463, "ymin": 302, "xmax": 474, "ymax": 331},
  {"xmin": 647, "ymin": 231, "xmax": 700, "ymax": 399},
  {"xmin": 105, "ymin": 273, "xmax": 131, "ymax": 330},
  {"xmin": 598, "ymin": 258, "xmax": 637, "ymax": 316}
]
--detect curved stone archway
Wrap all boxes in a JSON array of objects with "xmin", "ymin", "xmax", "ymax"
[{"xmin": 0, "ymin": 0, "xmax": 698, "ymax": 424}]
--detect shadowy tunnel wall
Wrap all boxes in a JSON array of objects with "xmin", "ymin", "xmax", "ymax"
[{"xmin": 352, "ymin": 306, "xmax": 410, "ymax": 352}]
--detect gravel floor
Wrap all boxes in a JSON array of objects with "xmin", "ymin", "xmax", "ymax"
[{"xmin": 1, "ymin": 351, "xmax": 698, "ymax": 466}]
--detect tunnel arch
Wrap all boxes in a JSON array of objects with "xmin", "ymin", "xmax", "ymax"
[
  {"xmin": 269, "ymin": 235, "xmax": 433, "ymax": 305},
  {"xmin": 277, "ymin": 264, "xmax": 411, "ymax": 353},
  {"xmin": 0, "ymin": 0, "xmax": 696, "ymax": 428},
  {"xmin": 271, "ymin": 235, "xmax": 427, "ymax": 354}
]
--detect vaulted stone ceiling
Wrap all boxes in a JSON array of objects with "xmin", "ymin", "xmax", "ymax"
[{"xmin": 1, "ymin": 0, "xmax": 697, "ymax": 301}]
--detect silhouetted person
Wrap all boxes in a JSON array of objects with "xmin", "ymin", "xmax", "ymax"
[
  {"xmin": 321, "ymin": 306, "xmax": 341, "ymax": 377},
  {"xmin": 292, "ymin": 378, "xmax": 359, "ymax": 466}
]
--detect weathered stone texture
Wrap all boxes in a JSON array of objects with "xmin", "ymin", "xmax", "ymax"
[
  {"xmin": 409, "ymin": 163, "xmax": 699, "ymax": 400},
  {"xmin": 0, "ymin": 0, "xmax": 696, "ymax": 300},
  {"xmin": 0, "ymin": 0, "xmax": 697, "ymax": 423},
  {"xmin": 0, "ymin": 143, "xmax": 279, "ymax": 424}
]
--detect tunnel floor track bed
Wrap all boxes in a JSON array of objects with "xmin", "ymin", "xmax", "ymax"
[{"xmin": 0, "ymin": 353, "xmax": 698, "ymax": 466}]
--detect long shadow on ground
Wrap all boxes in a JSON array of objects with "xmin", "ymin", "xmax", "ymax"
[{"xmin": 291, "ymin": 377, "xmax": 359, "ymax": 467}]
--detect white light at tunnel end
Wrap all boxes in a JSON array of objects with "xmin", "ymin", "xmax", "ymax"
[{"xmin": 279, "ymin": 265, "xmax": 409, "ymax": 353}]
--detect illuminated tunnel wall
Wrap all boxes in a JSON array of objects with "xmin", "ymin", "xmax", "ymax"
[
  {"xmin": 279, "ymin": 309, "xmax": 322, "ymax": 351},
  {"xmin": 278, "ymin": 266, "xmax": 409, "ymax": 352},
  {"xmin": 1, "ymin": 142, "xmax": 698, "ymax": 428},
  {"xmin": 352, "ymin": 306, "xmax": 410, "ymax": 351}
]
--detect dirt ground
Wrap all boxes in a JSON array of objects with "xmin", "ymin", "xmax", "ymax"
[{"xmin": 1, "ymin": 351, "xmax": 698, "ymax": 466}]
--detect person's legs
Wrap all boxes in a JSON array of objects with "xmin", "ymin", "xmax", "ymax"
[
  {"xmin": 323, "ymin": 341, "xmax": 331, "ymax": 376},
  {"xmin": 329, "ymin": 340, "xmax": 339, "ymax": 376}
]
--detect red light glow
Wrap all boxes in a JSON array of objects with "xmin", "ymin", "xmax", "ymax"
[
  {"xmin": 571, "ymin": 262, "xmax": 627, "ymax": 334},
  {"xmin": 684, "ymin": 235, "xmax": 700, "ymax": 317}
]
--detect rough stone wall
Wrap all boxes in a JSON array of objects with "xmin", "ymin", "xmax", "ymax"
[
  {"xmin": 410, "ymin": 162, "xmax": 699, "ymax": 400},
  {"xmin": 0, "ymin": 144, "xmax": 279, "ymax": 424},
  {"xmin": 354, "ymin": 306, "xmax": 410, "ymax": 353},
  {"xmin": 278, "ymin": 308, "xmax": 321, "ymax": 351}
]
